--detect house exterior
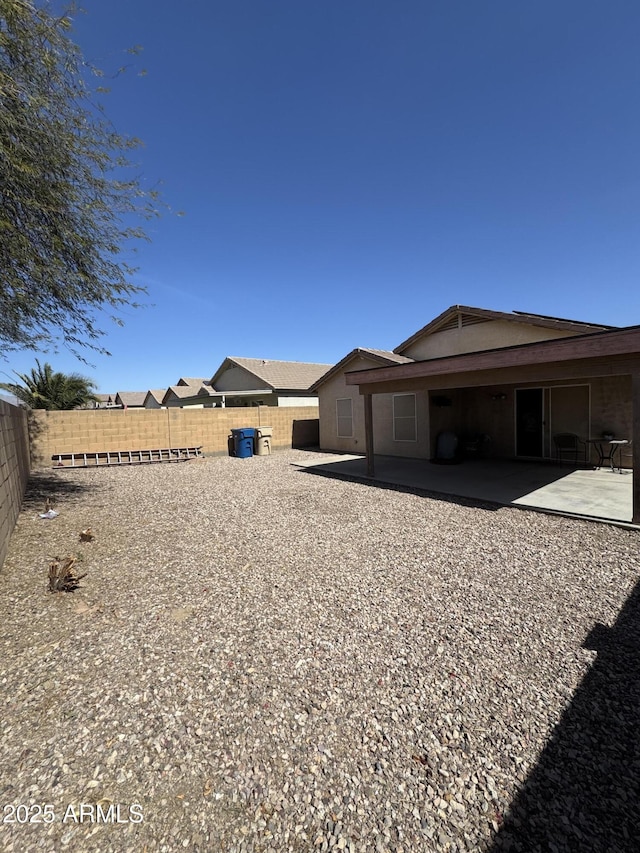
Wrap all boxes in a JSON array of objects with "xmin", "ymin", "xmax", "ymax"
[
  {"xmin": 334, "ymin": 306, "xmax": 640, "ymax": 522},
  {"xmin": 176, "ymin": 377, "xmax": 209, "ymax": 387},
  {"xmin": 161, "ymin": 383, "xmax": 216, "ymax": 408},
  {"xmin": 143, "ymin": 389, "xmax": 168, "ymax": 409},
  {"xmin": 315, "ymin": 304, "xmax": 626, "ymax": 460},
  {"xmin": 206, "ymin": 357, "xmax": 332, "ymax": 407},
  {"xmin": 114, "ymin": 391, "xmax": 147, "ymax": 409},
  {"xmin": 310, "ymin": 349, "xmax": 414, "ymax": 454},
  {"xmin": 315, "ymin": 306, "xmax": 617, "ymax": 459}
]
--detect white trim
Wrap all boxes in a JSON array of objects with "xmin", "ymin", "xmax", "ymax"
[
  {"xmin": 336, "ymin": 398, "xmax": 353, "ymax": 438},
  {"xmin": 393, "ymin": 392, "xmax": 417, "ymax": 442}
]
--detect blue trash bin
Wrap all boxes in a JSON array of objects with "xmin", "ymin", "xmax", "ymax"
[{"xmin": 231, "ymin": 428, "xmax": 255, "ymax": 459}]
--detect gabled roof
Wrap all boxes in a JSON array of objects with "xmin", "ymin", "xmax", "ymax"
[
  {"xmin": 309, "ymin": 348, "xmax": 413, "ymax": 392},
  {"xmin": 162, "ymin": 384, "xmax": 214, "ymax": 404},
  {"xmin": 144, "ymin": 389, "xmax": 166, "ymax": 405},
  {"xmin": 115, "ymin": 391, "xmax": 147, "ymax": 407},
  {"xmin": 210, "ymin": 357, "xmax": 332, "ymax": 392},
  {"xmin": 176, "ymin": 377, "xmax": 210, "ymax": 387},
  {"xmin": 95, "ymin": 393, "xmax": 114, "ymax": 403},
  {"xmin": 394, "ymin": 305, "xmax": 615, "ymax": 355}
]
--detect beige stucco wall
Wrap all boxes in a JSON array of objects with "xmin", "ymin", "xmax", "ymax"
[
  {"xmin": 318, "ymin": 357, "xmax": 431, "ymax": 459},
  {"xmin": 214, "ymin": 365, "xmax": 270, "ymax": 392},
  {"xmin": 29, "ymin": 406, "xmax": 318, "ymax": 467},
  {"xmin": 0, "ymin": 400, "xmax": 30, "ymax": 569},
  {"xmin": 402, "ymin": 319, "xmax": 576, "ymax": 361}
]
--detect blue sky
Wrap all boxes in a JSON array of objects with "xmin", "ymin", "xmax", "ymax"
[{"xmin": 3, "ymin": 0, "xmax": 640, "ymax": 394}]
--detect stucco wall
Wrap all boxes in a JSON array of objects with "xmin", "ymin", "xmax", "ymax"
[
  {"xmin": 402, "ymin": 319, "xmax": 576, "ymax": 360},
  {"xmin": 29, "ymin": 406, "xmax": 318, "ymax": 467},
  {"xmin": 0, "ymin": 400, "xmax": 30, "ymax": 569},
  {"xmin": 318, "ymin": 357, "xmax": 431, "ymax": 459},
  {"xmin": 213, "ymin": 365, "xmax": 270, "ymax": 392}
]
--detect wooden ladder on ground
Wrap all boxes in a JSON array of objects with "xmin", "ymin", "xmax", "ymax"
[{"xmin": 52, "ymin": 447, "xmax": 203, "ymax": 468}]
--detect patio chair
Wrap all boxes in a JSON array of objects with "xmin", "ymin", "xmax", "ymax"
[
  {"xmin": 553, "ymin": 433, "xmax": 587, "ymax": 465},
  {"xmin": 461, "ymin": 433, "xmax": 491, "ymax": 459}
]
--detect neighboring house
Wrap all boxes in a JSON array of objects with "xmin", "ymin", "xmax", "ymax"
[
  {"xmin": 334, "ymin": 304, "xmax": 640, "ymax": 521},
  {"xmin": 315, "ymin": 303, "xmax": 622, "ymax": 457},
  {"xmin": 143, "ymin": 389, "xmax": 167, "ymax": 409},
  {"xmin": 114, "ymin": 391, "xmax": 147, "ymax": 409},
  {"xmin": 205, "ymin": 357, "xmax": 332, "ymax": 407},
  {"xmin": 162, "ymin": 383, "xmax": 217, "ymax": 408},
  {"xmin": 175, "ymin": 377, "xmax": 211, "ymax": 388},
  {"xmin": 92, "ymin": 394, "xmax": 116, "ymax": 409},
  {"xmin": 310, "ymin": 349, "xmax": 413, "ymax": 454}
]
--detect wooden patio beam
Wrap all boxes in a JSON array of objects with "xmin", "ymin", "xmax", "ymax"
[
  {"xmin": 364, "ymin": 393, "xmax": 375, "ymax": 478},
  {"xmin": 633, "ymin": 374, "xmax": 640, "ymax": 525},
  {"xmin": 346, "ymin": 326, "xmax": 640, "ymax": 388},
  {"xmin": 350, "ymin": 357, "xmax": 640, "ymax": 396}
]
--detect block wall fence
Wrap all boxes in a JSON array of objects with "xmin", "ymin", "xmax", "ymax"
[
  {"xmin": 28, "ymin": 406, "xmax": 320, "ymax": 467},
  {"xmin": 0, "ymin": 400, "xmax": 31, "ymax": 569}
]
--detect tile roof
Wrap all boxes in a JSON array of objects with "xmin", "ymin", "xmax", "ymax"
[
  {"xmin": 115, "ymin": 391, "xmax": 147, "ymax": 407},
  {"xmin": 176, "ymin": 377, "xmax": 210, "ymax": 387},
  {"xmin": 145, "ymin": 389, "xmax": 166, "ymax": 405},
  {"xmin": 163, "ymin": 384, "xmax": 213, "ymax": 402},
  {"xmin": 395, "ymin": 305, "xmax": 616, "ymax": 354},
  {"xmin": 309, "ymin": 348, "xmax": 413, "ymax": 391},
  {"xmin": 213, "ymin": 358, "xmax": 332, "ymax": 392}
]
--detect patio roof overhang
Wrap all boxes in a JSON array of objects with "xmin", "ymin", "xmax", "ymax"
[
  {"xmin": 345, "ymin": 325, "xmax": 640, "ymax": 393},
  {"xmin": 344, "ymin": 324, "xmax": 640, "ymax": 524}
]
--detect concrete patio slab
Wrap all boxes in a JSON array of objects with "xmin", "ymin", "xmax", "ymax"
[{"xmin": 296, "ymin": 453, "xmax": 635, "ymax": 526}]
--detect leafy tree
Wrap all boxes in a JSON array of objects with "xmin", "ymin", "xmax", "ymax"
[
  {"xmin": 0, "ymin": 0, "xmax": 161, "ymax": 357},
  {"xmin": 0, "ymin": 359, "xmax": 99, "ymax": 408}
]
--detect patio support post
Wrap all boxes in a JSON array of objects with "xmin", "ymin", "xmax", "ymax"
[
  {"xmin": 633, "ymin": 373, "xmax": 640, "ymax": 524},
  {"xmin": 364, "ymin": 392, "xmax": 375, "ymax": 478}
]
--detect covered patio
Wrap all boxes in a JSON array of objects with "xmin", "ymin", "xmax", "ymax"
[
  {"xmin": 298, "ymin": 453, "xmax": 635, "ymax": 525},
  {"xmin": 343, "ymin": 325, "xmax": 640, "ymax": 524}
]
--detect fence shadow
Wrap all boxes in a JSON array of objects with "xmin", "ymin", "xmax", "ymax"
[
  {"xmin": 21, "ymin": 471, "xmax": 97, "ymax": 512},
  {"xmin": 491, "ymin": 577, "xmax": 640, "ymax": 851}
]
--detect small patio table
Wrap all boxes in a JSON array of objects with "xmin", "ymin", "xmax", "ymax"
[{"xmin": 586, "ymin": 438, "xmax": 629, "ymax": 472}]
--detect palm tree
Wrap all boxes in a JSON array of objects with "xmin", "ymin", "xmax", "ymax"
[{"xmin": 0, "ymin": 360, "xmax": 99, "ymax": 410}]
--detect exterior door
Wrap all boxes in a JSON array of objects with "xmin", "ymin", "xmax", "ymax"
[{"xmin": 516, "ymin": 388, "xmax": 544, "ymax": 457}]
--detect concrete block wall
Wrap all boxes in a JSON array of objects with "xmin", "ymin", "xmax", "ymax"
[
  {"xmin": 29, "ymin": 406, "xmax": 319, "ymax": 467},
  {"xmin": 0, "ymin": 400, "xmax": 30, "ymax": 569}
]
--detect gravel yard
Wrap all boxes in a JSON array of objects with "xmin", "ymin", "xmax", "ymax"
[{"xmin": 1, "ymin": 449, "xmax": 639, "ymax": 853}]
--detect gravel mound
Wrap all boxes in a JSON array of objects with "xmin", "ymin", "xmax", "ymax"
[{"xmin": 1, "ymin": 450, "xmax": 639, "ymax": 852}]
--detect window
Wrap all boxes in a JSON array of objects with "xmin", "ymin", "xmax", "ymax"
[
  {"xmin": 393, "ymin": 393, "xmax": 416, "ymax": 441},
  {"xmin": 336, "ymin": 398, "xmax": 353, "ymax": 437}
]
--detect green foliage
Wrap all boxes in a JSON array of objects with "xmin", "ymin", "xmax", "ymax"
[
  {"xmin": 0, "ymin": 0, "xmax": 160, "ymax": 357},
  {"xmin": 0, "ymin": 359, "xmax": 99, "ymax": 408}
]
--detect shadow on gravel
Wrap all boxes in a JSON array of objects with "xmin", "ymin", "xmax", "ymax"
[
  {"xmin": 21, "ymin": 471, "xmax": 97, "ymax": 511},
  {"xmin": 490, "ymin": 578, "xmax": 640, "ymax": 852}
]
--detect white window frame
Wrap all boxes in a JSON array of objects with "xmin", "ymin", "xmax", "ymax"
[
  {"xmin": 336, "ymin": 398, "xmax": 353, "ymax": 438},
  {"xmin": 393, "ymin": 393, "xmax": 417, "ymax": 442}
]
